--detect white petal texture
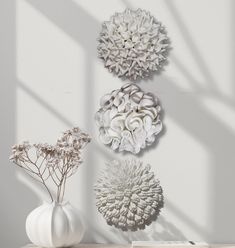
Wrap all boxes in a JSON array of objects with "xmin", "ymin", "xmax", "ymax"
[
  {"xmin": 98, "ymin": 8, "xmax": 169, "ymax": 81},
  {"xmin": 95, "ymin": 83, "xmax": 163, "ymax": 154},
  {"xmin": 94, "ymin": 159, "xmax": 164, "ymax": 231}
]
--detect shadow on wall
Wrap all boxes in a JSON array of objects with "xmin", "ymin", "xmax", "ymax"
[
  {"xmin": 142, "ymin": 0, "xmax": 235, "ymax": 242},
  {"xmin": 110, "ymin": 215, "xmax": 187, "ymax": 242},
  {"xmin": 0, "ymin": 0, "xmax": 38, "ymax": 247},
  {"xmin": 1, "ymin": 0, "xmax": 235, "ymax": 246}
]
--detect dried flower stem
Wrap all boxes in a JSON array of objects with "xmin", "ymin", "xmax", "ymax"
[{"xmin": 9, "ymin": 127, "xmax": 91, "ymax": 203}]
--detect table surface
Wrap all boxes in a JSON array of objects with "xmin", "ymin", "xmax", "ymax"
[
  {"xmin": 22, "ymin": 245, "xmax": 129, "ymax": 248},
  {"xmin": 22, "ymin": 244, "xmax": 235, "ymax": 248}
]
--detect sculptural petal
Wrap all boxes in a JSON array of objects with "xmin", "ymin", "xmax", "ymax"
[{"xmin": 95, "ymin": 83, "xmax": 163, "ymax": 154}]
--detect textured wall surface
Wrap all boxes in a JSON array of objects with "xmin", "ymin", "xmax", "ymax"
[{"xmin": 0, "ymin": 0, "xmax": 235, "ymax": 247}]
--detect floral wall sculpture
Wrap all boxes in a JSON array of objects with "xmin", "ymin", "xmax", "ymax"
[
  {"xmin": 98, "ymin": 8, "xmax": 169, "ymax": 81},
  {"xmin": 94, "ymin": 159, "xmax": 164, "ymax": 231},
  {"xmin": 95, "ymin": 83, "xmax": 162, "ymax": 154}
]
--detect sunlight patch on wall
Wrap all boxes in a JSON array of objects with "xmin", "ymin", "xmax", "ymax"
[
  {"xmin": 164, "ymin": 0, "xmax": 231, "ymax": 95},
  {"xmin": 16, "ymin": 86, "xmax": 70, "ymax": 142},
  {"xmin": 203, "ymin": 97, "xmax": 235, "ymax": 135},
  {"xmin": 16, "ymin": 0, "xmax": 87, "ymax": 129}
]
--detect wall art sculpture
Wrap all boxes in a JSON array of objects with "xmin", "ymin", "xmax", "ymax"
[
  {"xmin": 98, "ymin": 8, "xmax": 169, "ymax": 80},
  {"xmin": 94, "ymin": 159, "xmax": 164, "ymax": 231},
  {"xmin": 95, "ymin": 83, "xmax": 163, "ymax": 154}
]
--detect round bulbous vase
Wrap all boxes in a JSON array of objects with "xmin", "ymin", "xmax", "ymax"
[{"xmin": 26, "ymin": 201, "xmax": 85, "ymax": 248}]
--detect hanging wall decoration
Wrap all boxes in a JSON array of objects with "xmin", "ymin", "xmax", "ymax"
[
  {"xmin": 95, "ymin": 83, "xmax": 162, "ymax": 154},
  {"xmin": 98, "ymin": 8, "xmax": 169, "ymax": 81},
  {"xmin": 94, "ymin": 159, "xmax": 164, "ymax": 231}
]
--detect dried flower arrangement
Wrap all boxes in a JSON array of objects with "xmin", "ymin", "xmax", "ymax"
[
  {"xmin": 9, "ymin": 127, "xmax": 91, "ymax": 203},
  {"xmin": 98, "ymin": 8, "xmax": 169, "ymax": 81}
]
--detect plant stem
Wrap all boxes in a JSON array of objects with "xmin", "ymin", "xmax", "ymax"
[
  {"xmin": 25, "ymin": 153, "xmax": 54, "ymax": 202},
  {"xmin": 42, "ymin": 179, "xmax": 53, "ymax": 203},
  {"xmin": 60, "ymin": 176, "xmax": 67, "ymax": 203}
]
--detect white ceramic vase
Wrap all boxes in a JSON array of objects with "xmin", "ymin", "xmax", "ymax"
[{"xmin": 26, "ymin": 201, "xmax": 85, "ymax": 248}]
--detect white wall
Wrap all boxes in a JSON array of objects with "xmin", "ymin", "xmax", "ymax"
[{"xmin": 1, "ymin": 0, "xmax": 235, "ymax": 247}]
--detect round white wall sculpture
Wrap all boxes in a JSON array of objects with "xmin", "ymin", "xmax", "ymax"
[
  {"xmin": 98, "ymin": 8, "xmax": 169, "ymax": 81},
  {"xmin": 95, "ymin": 83, "xmax": 163, "ymax": 154},
  {"xmin": 94, "ymin": 159, "xmax": 164, "ymax": 231},
  {"xmin": 26, "ymin": 201, "xmax": 85, "ymax": 248}
]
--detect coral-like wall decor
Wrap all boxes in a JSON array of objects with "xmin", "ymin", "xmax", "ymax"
[
  {"xmin": 94, "ymin": 159, "xmax": 164, "ymax": 231},
  {"xmin": 95, "ymin": 83, "xmax": 163, "ymax": 154},
  {"xmin": 98, "ymin": 8, "xmax": 169, "ymax": 80}
]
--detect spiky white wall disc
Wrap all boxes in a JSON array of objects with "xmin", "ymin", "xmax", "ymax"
[
  {"xmin": 95, "ymin": 83, "xmax": 163, "ymax": 154},
  {"xmin": 94, "ymin": 159, "xmax": 164, "ymax": 231},
  {"xmin": 98, "ymin": 8, "xmax": 169, "ymax": 81}
]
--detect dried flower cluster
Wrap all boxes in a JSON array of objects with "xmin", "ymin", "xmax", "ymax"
[
  {"xmin": 98, "ymin": 8, "xmax": 169, "ymax": 81},
  {"xmin": 95, "ymin": 83, "xmax": 162, "ymax": 154},
  {"xmin": 94, "ymin": 159, "xmax": 164, "ymax": 231},
  {"xmin": 10, "ymin": 127, "xmax": 91, "ymax": 203}
]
